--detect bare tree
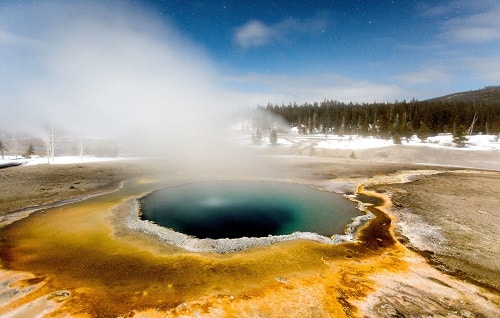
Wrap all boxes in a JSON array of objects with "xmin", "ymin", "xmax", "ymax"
[
  {"xmin": 0, "ymin": 139, "xmax": 6, "ymax": 160},
  {"xmin": 13, "ymin": 131, "xmax": 19, "ymax": 159},
  {"xmin": 46, "ymin": 124, "xmax": 55, "ymax": 163},
  {"xmin": 466, "ymin": 112, "xmax": 477, "ymax": 136},
  {"xmin": 80, "ymin": 137, "xmax": 84, "ymax": 160},
  {"xmin": 0, "ymin": 132, "xmax": 6, "ymax": 160}
]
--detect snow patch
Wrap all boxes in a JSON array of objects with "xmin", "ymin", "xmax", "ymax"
[
  {"xmin": 288, "ymin": 133, "xmax": 500, "ymax": 151},
  {"xmin": 0, "ymin": 155, "xmax": 134, "ymax": 167}
]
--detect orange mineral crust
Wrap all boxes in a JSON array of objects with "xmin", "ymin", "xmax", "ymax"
[{"xmin": 0, "ymin": 179, "xmax": 497, "ymax": 317}]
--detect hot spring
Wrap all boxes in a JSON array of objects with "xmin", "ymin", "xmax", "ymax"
[{"xmin": 139, "ymin": 181, "xmax": 362, "ymax": 239}]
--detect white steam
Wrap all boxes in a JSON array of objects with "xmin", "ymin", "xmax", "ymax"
[{"xmin": 0, "ymin": 1, "xmax": 242, "ymax": 163}]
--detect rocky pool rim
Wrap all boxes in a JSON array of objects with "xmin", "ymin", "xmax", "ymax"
[{"xmin": 124, "ymin": 180, "xmax": 378, "ymax": 254}]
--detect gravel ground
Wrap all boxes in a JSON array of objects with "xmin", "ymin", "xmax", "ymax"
[
  {"xmin": 0, "ymin": 160, "xmax": 152, "ymax": 215},
  {"xmin": 0, "ymin": 147, "xmax": 498, "ymax": 316},
  {"xmin": 1, "ymin": 154, "xmax": 498, "ymax": 291},
  {"xmin": 371, "ymin": 170, "xmax": 500, "ymax": 292}
]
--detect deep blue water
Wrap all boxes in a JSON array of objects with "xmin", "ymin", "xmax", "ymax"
[{"xmin": 140, "ymin": 181, "xmax": 361, "ymax": 239}]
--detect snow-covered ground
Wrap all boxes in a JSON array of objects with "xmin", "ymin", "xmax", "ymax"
[
  {"xmin": 0, "ymin": 155, "xmax": 133, "ymax": 167},
  {"xmin": 316, "ymin": 134, "xmax": 500, "ymax": 151},
  {"xmin": 1, "ymin": 133, "xmax": 498, "ymax": 169},
  {"xmin": 236, "ymin": 132, "xmax": 500, "ymax": 151}
]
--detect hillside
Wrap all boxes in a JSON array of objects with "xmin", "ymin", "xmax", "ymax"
[{"xmin": 427, "ymin": 86, "xmax": 500, "ymax": 105}]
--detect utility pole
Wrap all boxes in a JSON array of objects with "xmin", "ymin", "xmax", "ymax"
[{"xmin": 80, "ymin": 137, "xmax": 83, "ymax": 160}]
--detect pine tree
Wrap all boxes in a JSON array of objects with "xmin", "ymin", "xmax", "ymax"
[
  {"xmin": 269, "ymin": 130, "xmax": 277, "ymax": 145},
  {"xmin": 252, "ymin": 129, "xmax": 262, "ymax": 145},
  {"xmin": 261, "ymin": 97, "xmax": 500, "ymax": 137},
  {"xmin": 453, "ymin": 125, "xmax": 468, "ymax": 148},
  {"xmin": 23, "ymin": 143, "xmax": 35, "ymax": 158},
  {"xmin": 416, "ymin": 122, "xmax": 430, "ymax": 142},
  {"xmin": 392, "ymin": 132, "xmax": 402, "ymax": 144}
]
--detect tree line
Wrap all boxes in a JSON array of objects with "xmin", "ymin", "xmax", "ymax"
[{"xmin": 254, "ymin": 99, "xmax": 500, "ymax": 140}]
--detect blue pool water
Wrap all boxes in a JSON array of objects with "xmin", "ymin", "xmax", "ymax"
[{"xmin": 140, "ymin": 181, "xmax": 361, "ymax": 239}]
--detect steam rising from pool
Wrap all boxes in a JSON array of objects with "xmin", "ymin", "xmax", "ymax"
[
  {"xmin": 140, "ymin": 181, "xmax": 362, "ymax": 240},
  {"xmin": 0, "ymin": 0, "xmax": 254, "ymax": 172}
]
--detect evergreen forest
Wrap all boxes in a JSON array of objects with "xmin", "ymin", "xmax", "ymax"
[{"xmin": 254, "ymin": 98, "xmax": 500, "ymax": 140}]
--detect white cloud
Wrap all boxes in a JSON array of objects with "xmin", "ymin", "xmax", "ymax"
[
  {"xmin": 420, "ymin": 0, "xmax": 499, "ymax": 18},
  {"xmin": 233, "ymin": 15, "xmax": 328, "ymax": 48},
  {"xmin": 222, "ymin": 73, "xmax": 407, "ymax": 104},
  {"xmin": 396, "ymin": 68, "xmax": 450, "ymax": 84},
  {"xmin": 0, "ymin": 29, "xmax": 40, "ymax": 46},
  {"xmin": 396, "ymin": 43, "xmax": 444, "ymax": 51},
  {"xmin": 465, "ymin": 57, "xmax": 500, "ymax": 81},
  {"xmin": 234, "ymin": 20, "xmax": 276, "ymax": 48},
  {"xmin": 439, "ymin": 2, "xmax": 500, "ymax": 43},
  {"xmin": 408, "ymin": 1, "xmax": 500, "ymax": 90},
  {"xmin": 450, "ymin": 27, "xmax": 500, "ymax": 42}
]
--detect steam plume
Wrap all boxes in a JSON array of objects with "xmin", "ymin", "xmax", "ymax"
[{"xmin": 1, "ymin": 1, "xmax": 244, "ymax": 166}]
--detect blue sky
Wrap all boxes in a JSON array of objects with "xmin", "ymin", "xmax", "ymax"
[
  {"xmin": 0, "ymin": 0, "xmax": 499, "ymax": 135},
  {"xmin": 143, "ymin": 0, "xmax": 500, "ymax": 101}
]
